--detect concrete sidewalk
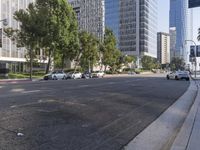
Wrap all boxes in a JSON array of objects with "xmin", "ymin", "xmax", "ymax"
[
  {"xmin": 124, "ymin": 80, "xmax": 198, "ymax": 150},
  {"xmin": 171, "ymin": 81, "xmax": 200, "ymax": 150}
]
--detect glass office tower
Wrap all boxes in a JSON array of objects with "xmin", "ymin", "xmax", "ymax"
[
  {"xmin": 105, "ymin": 0, "xmax": 120, "ymax": 46},
  {"xmin": 105, "ymin": 0, "xmax": 158, "ymax": 62},
  {"xmin": 170, "ymin": 0, "xmax": 191, "ymax": 62}
]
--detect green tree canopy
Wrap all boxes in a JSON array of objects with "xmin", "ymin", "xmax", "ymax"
[
  {"xmin": 101, "ymin": 28, "xmax": 121, "ymax": 71},
  {"xmin": 78, "ymin": 31, "xmax": 99, "ymax": 71},
  {"xmin": 4, "ymin": 0, "xmax": 79, "ymax": 76},
  {"xmin": 170, "ymin": 57, "xmax": 185, "ymax": 71},
  {"xmin": 141, "ymin": 55, "xmax": 159, "ymax": 70},
  {"xmin": 124, "ymin": 55, "xmax": 137, "ymax": 68}
]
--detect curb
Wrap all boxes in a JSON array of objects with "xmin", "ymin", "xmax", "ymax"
[
  {"xmin": 0, "ymin": 79, "xmax": 40, "ymax": 84},
  {"xmin": 123, "ymin": 80, "xmax": 198, "ymax": 150},
  {"xmin": 170, "ymin": 81, "xmax": 200, "ymax": 150}
]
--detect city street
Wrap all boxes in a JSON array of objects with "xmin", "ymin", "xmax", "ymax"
[{"xmin": 0, "ymin": 75, "xmax": 189, "ymax": 150}]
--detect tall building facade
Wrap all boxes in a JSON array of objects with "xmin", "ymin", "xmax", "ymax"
[
  {"xmin": 0, "ymin": 0, "xmax": 35, "ymax": 71},
  {"xmin": 105, "ymin": 0, "xmax": 158, "ymax": 67},
  {"xmin": 169, "ymin": 27, "xmax": 177, "ymax": 60},
  {"xmin": 69, "ymin": 0, "xmax": 105, "ymax": 41},
  {"xmin": 105, "ymin": 0, "xmax": 120, "ymax": 46},
  {"xmin": 157, "ymin": 32, "xmax": 170, "ymax": 65},
  {"xmin": 169, "ymin": 0, "xmax": 191, "ymax": 64}
]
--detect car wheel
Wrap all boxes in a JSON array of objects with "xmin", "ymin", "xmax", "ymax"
[
  {"xmin": 53, "ymin": 76, "xmax": 57, "ymax": 80},
  {"xmin": 175, "ymin": 76, "xmax": 179, "ymax": 80},
  {"xmin": 186, "ymin": 78, "xmax": 190, "ymax": 81},
  {"xmin": 63, "ymin": 76, "xmax": 66, "ymax": 80},
  {"xmin": 166, "ymin": 75, "xmax": 169, "ymax": 80}
]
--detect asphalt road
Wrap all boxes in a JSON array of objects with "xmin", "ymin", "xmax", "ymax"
[{"xmin": 0, "ymin": 75, "xmax": 190, "ymax": 150}]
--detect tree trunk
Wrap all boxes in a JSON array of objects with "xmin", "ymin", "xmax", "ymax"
[
  {"xmin": 104, "ymin": 65, "xmax": 107, "ymax": 72},
  {"xmin": 29, "ymin": 48, "xmax": 33, "ymax": 80},
  {"xmin": 74, "ymin": 52, "xmax": 81, "ymax": 73},
  {"xmin": 61, "ymin": 54, "xmax": 65, "ymax": 70},
  {"xmin": 46, "ymin": 49, "xmax": 52, "ymax": 74}
]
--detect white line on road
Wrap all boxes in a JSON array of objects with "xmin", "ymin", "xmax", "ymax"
[{"xmin": 21, "ymin": 90, "xmax": 41, "ymax": 94}]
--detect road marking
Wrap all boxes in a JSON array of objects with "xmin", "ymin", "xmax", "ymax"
[
  {"xmin": 10, "ymin": 99, "xmax": 56, "ymax": 108},
  {"xmin": 21, "ymin": 90, "xmax": 41, "ymax": 94},
  {"xmin": 11, "ymin": 88, "xmax": 25, "ymax": 92},
  {"xmin": 79, "ymin": 85, "xmax": 90, "ymax": 88}
]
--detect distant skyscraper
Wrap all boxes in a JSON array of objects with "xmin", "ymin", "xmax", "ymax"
[
  {"xmin": 105, "ymin": 0, "xmax": 158, "ymax": 67},
  {"xmin": 169, "ymin": 0, "xmax": 191, "ymax": 63},
  {"xmin": 169, "ymin": 27, "xmax": 177, "ymax": 60},
  {"xmin": 69, "ymin": 0, "xmax": 105, "ymax": 41},
  {"xmin": 157, "ymin": 32, "xmax": 170, "ymax": 65}
]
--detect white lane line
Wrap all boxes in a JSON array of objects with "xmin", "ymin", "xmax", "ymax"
[
  {"xmin": 11, "ymin": 89, "xmax": 24, "ymax": 92},
  {"xmin": 21, "ymin": 90, "xmax": 41, "ymax": 94},
  {"xmin": 10, "ymin": 99, "xmax": 56, "ymax": 108}
]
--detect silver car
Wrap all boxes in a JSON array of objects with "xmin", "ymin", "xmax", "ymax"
[
  {"xmin": 44, "ymin": 71, "xmax": 67, "ymax": 80},
  {"xmin": 67, "ymin": 72, "xmax": 82, "ymax": 79},
  {"xmin": 166, "ymin": 71, "xmax": 190, "ymax": 81}
]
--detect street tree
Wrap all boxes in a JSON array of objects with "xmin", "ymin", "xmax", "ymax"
[
  {"xmin": 101, "ymin": 28, "xmax": 118, "ymax": 71},
  {"xmin": 124, "ymin": 55, "xmax": 137, "ymax": 68},
  {"xmin": 78, "ymin": 31, "xmax": 99, "ymax": 71},
  {"xmin": 141, "ymin": 56, "xmax": 158, "ymax": 70},
  {"xmin": 5, "ymin": 0, "xmax": 79, "ymax": 77},
  {"xmin": 170, "ymin": 57, "xmax": 185, "ymax": 71},
  {"xmin": 109, "ymin": 49, "xmax": 123, "ymax": 73},
  {"xmin": 34, "ymin": 0, "xmax": 79, "ymax": 73},
  {"xmin": 4, "ymin": 3, "xmax": 45, "ymax": 80}
]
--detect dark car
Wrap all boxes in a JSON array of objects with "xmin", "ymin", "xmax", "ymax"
[{"xmin": 82, "ymin": 71, "xmax": 92, "ymax": 79}]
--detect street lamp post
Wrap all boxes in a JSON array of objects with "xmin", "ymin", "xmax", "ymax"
[{"xmin": 185, "ymin": 40, "xmax": 197, "ymax": 78}]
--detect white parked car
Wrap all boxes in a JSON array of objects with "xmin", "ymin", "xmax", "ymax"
[
  {"xmin": 44, "ymin": 71, "xmax": 67, "ymax": 80},
  {"xmin": 92, "ymin": 71, "xmax": 104, "ymax": 78},
  {"xmin": 166, "ymin": 71, "xmax": 190, "ymax": 81},
  {"xmin": 67, "ymin": 72, "xmax": 82, "ymax": 79}
]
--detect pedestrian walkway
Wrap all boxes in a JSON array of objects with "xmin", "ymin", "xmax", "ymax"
[{"xmin": 171, "ymin": 81, "xmax": 200, "ymax": 150}]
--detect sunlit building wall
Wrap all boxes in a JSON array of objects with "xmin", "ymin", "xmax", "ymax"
[
  {"xmin": 0, "ymin": 0, "xmax": 35, "ymax": 71},
  {"xmin": 69, "ymin": 0, "xmax": 105, "ymax": 41}
]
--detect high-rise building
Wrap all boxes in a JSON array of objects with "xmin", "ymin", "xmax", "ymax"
[
  {"xmin": 0, "ymin": 0, "xmax": 35, "ymax": 72},
  {"xmin": 157, "ymin": 32, "xmax": 170, "ymax": 65},
  {"xmin": 169, "ymin": 0, "xmax": 191, "ymax": 63},
  {"xmin": 69, "ymin": 0, "xmax": 105, "ymax": 41},
  {"xmin": 169, "ymin": 27, "xmax": 177, "ymax": 60},
  {"xmin": 105, "ymin": 0, "xmax": 120, "ymax": 46},
  {"xmin": 105, "ymin": 0, "xmax": 158, "ymax": 67}
]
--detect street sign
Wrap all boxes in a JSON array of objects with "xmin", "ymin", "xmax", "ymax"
[{"xmin": 189, "ymin": 0, "xmax": 200, "ymax": 8}]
